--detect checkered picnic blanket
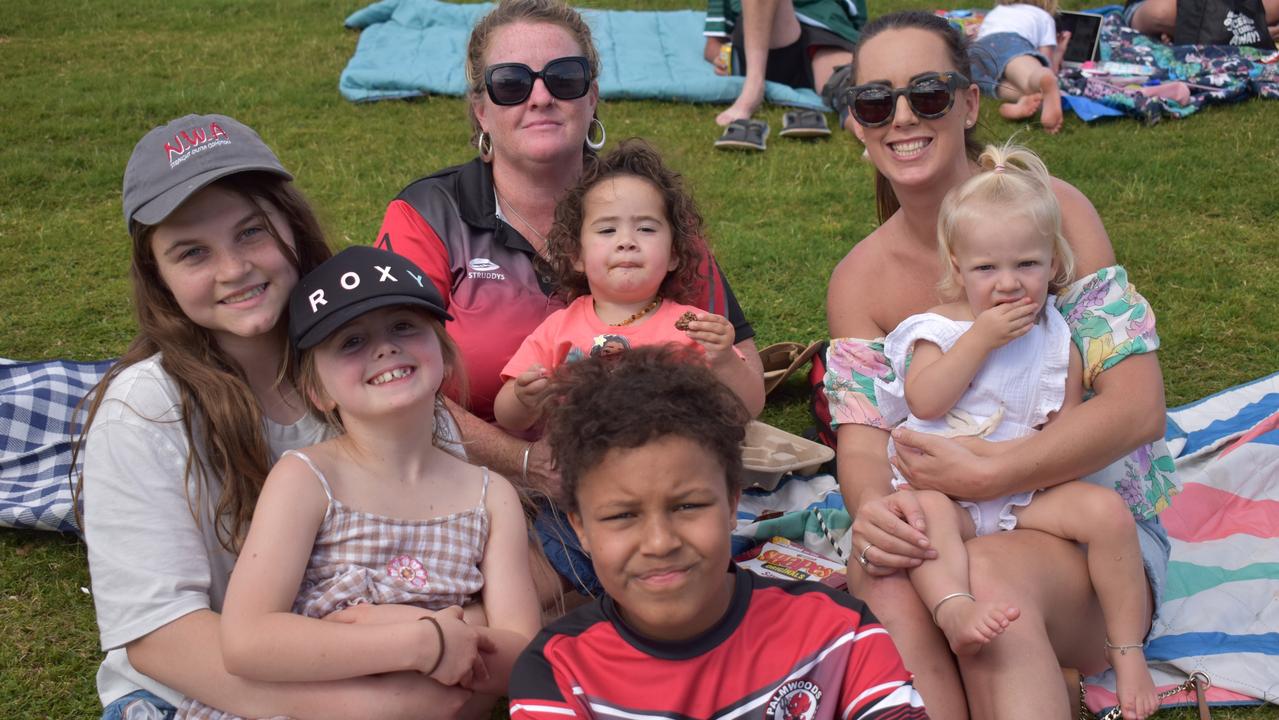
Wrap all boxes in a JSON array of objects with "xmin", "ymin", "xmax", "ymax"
[{"xmin": 0, "ymin": 358, "xmax": 114, "ymax": 534}]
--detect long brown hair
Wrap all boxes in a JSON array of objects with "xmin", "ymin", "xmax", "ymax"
[
  {"xmin": 854, "ymin": 11, "xmax": 985, "ymax": 224},
  {"xmin": 544, "ymin": 139, "xmax": 706, "ymax": 305},
  {"xmin": 72, "ymin": 172, "xmax": 332, "ymax": 553}
]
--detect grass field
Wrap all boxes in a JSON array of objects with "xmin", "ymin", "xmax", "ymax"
[{"xmin": 1, "ymin": 0, "xmax": 1276, "ymax": 716}]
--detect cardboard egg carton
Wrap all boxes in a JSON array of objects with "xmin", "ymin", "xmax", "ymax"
[{"xmin": 741, "ymin": 420, "xmax": 835, "ymax": 490}]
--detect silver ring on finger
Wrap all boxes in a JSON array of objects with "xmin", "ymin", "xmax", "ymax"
[{"xmin": 857, "ymin": 541, "xmax": 875, "ymax": 569}]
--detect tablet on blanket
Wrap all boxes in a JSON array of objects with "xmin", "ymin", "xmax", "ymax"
[{"xmin": 1056, "ymin": 11, "xmax": 1103, "ymax": 67}]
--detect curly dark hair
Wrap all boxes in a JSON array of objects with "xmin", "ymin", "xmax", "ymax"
[
  {"xmin": 544, "ymin": 344, "xmax": 749, "ymax": 512},
  {"xmin": 544, "ymin": 139, "xmax": 707, "ymax": 305}
]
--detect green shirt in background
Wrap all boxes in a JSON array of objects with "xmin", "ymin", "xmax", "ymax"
[{"xmin": 703, "ymin": 0, "xmax": 868, "ymax": 43}]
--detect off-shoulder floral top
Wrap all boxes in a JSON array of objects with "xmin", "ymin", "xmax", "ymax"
[{"xmin": 824, "ymin": 266, "xmax": 1179, "ymax": 518}]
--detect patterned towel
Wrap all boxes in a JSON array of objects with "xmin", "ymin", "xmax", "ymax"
[
  {"xmin": 939, "ymin": 8, "xmax": 1279, "ymax": 123},
  {"xmin": 1061, "ymin": 14, "xmax": 1279, "ymax": 124}
]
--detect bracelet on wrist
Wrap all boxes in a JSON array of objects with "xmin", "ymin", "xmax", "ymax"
[
  {"xmin": 521, "ymin": 441, "xmax": 534, "ymax": 486},
  {"xmin": 420, "ymin": 615, "xmax": 445, "ymax": 677}
]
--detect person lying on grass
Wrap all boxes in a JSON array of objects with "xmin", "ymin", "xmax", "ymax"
[
  {"xmin": 80, "ymin": 114, "xmax": 472, "ymax": 719},
  {"xmin": 874, "ymin": 142, "xmax": 1158, "ymax": 720},
  {"xmin": 968, "ymin": 0, "xmax": 1070, "ymax": 133},
  {"xmin": 507, "ymin": 345, "xmax": 928, "ymax": 720},
  {"xmin": 174, "ymin": 246, "xmax": 540, "ymax": 720},
  {"xmin": 493, "ymin": 138, "xmax": 764, "ymax": 434}
]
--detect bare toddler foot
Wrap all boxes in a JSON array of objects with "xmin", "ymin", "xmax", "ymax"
[
  {"xmin": 999, "ymin": 93, "xmax": 1043, "ymax": 120},
  {"xmin": 1109, "ymin": 645, "xmax": 1158, "ymax": 720},
  {"xmin": 1038, "ymin": 73, "xmax": 1063, "ymax": 134},
  {"xmin": 934, "ymin": 596, "xmax": 1021, "ymax": 656}
]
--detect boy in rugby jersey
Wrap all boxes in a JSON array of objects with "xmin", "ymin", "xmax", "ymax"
[{"xmin": 508, "ymin": 345, "xmax": 929, "ymax": 720}]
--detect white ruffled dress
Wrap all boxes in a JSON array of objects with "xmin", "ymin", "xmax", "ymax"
[{"xmin": 875, "ymin": 303, "xmax": 1071, "ymax": 535}]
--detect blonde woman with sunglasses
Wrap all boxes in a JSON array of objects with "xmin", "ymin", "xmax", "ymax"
[
  {"xmin": 827, "ymin": 11, "xmax": 1177, "ymax": 720},
  {"xmin": 373, "ymin": 0, "xmax": 764, "ymax": 608}
]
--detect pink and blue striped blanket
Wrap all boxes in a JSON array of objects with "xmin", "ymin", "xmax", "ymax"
[
  {"xmin": 731, "ymin": 372, "xmax": 1279, "ymax": 712},
  {"xmin": 1083, "ymin": 371, "xmax": 1279, "ymax": 712}
]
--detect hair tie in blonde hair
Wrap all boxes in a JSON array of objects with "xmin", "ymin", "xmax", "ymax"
[{"xmin": 994, "ymin": 163, "xmax": 1006, "ymax": 173}]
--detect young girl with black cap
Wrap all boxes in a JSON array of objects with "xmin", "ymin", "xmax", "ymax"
[
  {"xmin": 80, "ymin": 116, "xmax": 478, "ymax": 719},
  {"xmin": 174, "ymin": 246, "xmax": 539, "ymax": 720}
]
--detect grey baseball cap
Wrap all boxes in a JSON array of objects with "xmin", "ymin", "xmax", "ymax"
[{"xmin": 122, "ymin": 113, "xmax": 293, "ymax": 228}]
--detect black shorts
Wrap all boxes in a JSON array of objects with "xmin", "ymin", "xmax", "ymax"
[{"xmin": 730, "ymin": 23, "xmax": 856, "ymax": 90}]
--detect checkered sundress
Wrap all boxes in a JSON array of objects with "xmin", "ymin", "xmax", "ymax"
[{"xmin": 174, "ymin": 450, "xmax": 489, "ymax": 720}]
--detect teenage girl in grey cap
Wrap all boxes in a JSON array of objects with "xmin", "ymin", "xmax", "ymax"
[{"xmin": 77, "ymin": 115, "xmax": 470, "ymax": 719}]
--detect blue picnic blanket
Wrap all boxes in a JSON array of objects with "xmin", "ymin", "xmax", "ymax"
[{"xmin": 339, "ymin": 0, "xmax": 827, "ymax": 110}]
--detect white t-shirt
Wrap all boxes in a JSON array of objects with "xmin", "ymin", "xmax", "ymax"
[
  {"xmin": 977, "ymin": 3, "xmax": 1058, "ymax": 47},
  {"xmin": 83, "ymin": 354, "xmax": 329, "ymax": 708}
]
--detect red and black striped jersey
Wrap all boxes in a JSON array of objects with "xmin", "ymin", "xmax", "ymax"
[{"xmin": 509, "ymin": 567, "xmax": 928, "ymax": 720}]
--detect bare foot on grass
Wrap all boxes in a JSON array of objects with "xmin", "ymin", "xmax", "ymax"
[
  {"xmin": 935, "ymin": 596, "xmax": 1021, "ymax": 656},
  {"xmin": 999, "ymin": 93, "xmax": 1043, "ymax": 120},
  {"xmin": 716, "ymin": 86, "xmax": 764, "ymax": 126},
  {"xmin": 1109, "ymin": 646, "xmax": 1158, "ymax": 720},
  {"xmin": 1039, "ymin": 73, "xmax": 1063, "ymax": 134}
]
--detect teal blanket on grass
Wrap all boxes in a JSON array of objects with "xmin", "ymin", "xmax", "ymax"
[{"xmin": 339, "ymin": 0, "xmax": 827, "ymax": 109}]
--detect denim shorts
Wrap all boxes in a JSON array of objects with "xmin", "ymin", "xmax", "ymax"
[
  {"xmin": 1135, "ymin": 514, "xmax": 1171, "ymax": 637},
  {"xmin": 101, "ymin": 690, "xmax": 176, "ymax": 720},
  {"xmin": 532, "ymin": 497, "xmax": 603, "ymax": 597},
  {"xmin": 969, "ymin": 32, "xmax": 1051, "ymax": 96}
]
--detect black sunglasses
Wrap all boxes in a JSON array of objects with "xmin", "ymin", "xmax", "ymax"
[
  {"xmin": 843, "ymin": 72, "xmax": 971, "ymax": 128},
  {"xmin": 483, "ymin": 56, "xmax": 592, "ymax": 106}
]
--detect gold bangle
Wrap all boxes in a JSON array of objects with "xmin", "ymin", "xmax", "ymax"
[{"xmin": 420, "ymin": 615, "xmax": 445, "ymax": 676}]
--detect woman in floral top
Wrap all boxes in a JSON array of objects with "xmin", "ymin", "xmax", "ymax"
[{"xmin": 826, "ymin": 12, "xmax": 1177, "ymax": 720}]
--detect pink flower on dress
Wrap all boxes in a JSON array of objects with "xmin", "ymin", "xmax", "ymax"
[
  {"xmin": 828, "ymin": 339, "xmax": 892, "ymax": 380},
  {"xmin": 387, "ymin": 555, "xmax": 427, "ymax": 588},
  {"xmin": 1127, "ymin": 308, "xmax": 1156, "ymax": 342}
]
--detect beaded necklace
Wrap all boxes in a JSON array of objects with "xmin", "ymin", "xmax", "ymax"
[{"xmin": 606, "ymin": 297, "xmax": 661, "ymax": 327}]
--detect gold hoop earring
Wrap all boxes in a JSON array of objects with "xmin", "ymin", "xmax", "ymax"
[
  {"xmin": 585, "ymin": 117, "xmax": 606, "ymax": 151},
  {"xmin": 478, "ymin": 131, "xmax": 494, "ymax": 162}
]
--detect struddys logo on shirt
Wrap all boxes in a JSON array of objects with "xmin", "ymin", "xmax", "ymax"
[
  {"xmin": 468, "ymin": 257, "xmax": 506, "ymax": 281},
  {"xmin": 163, "ymin": 121, "xmax": 232, "ymax": 169},
  {"xmin": 767, "ymin": 680, "xmax": 823, "ymax": 720}
]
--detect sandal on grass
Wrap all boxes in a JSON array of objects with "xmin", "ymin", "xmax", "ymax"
[
  {"xmin": 779, "ymin": 109, "xmax": 831, "ymax": 138},
  {"xmin": 714, "ymin": 118, "xmax": 770, "ymax": 151}
]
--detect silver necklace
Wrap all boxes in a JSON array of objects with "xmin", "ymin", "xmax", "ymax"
[{"xmin": 495, "ymin": 187, "xmax": 549, "ymax": 247}]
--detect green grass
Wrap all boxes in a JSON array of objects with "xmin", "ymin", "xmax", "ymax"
[{"xmin": 1, "ymin": 0, "xmax": 1276, "ymax": 716}]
